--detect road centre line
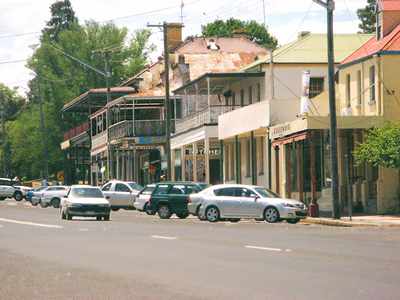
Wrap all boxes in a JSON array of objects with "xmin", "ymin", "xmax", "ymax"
[
  {"xmin": 0, "ymin": 218, "xmax": 63, "ymax": 229},
  {"xmin": 245, "ymin": 245, "xmax": 290, "ymax": 252},
  {"xmin": 151, "ymin": 235, "xmax": 177, "ymax": 240}
]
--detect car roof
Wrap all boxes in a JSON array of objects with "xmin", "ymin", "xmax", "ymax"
[
  {"xmin": 70, "ymin": 185, "xmax": 98, "ymax": 189},
  {"xmin": 207, "ymin": 184, "xmax": 261, "ymax": 189},
  {"xmin": 155, "ymin": 181, "xmax": 205, "ymax": 185}
]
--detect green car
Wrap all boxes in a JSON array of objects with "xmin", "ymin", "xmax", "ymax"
[{"xmin": 148, "ymin": 182, "xmax": 208, "ymax": 219}]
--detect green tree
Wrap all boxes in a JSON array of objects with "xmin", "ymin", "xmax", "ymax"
[
  {"xmin": 7, "ymin": 1, "xmax": 154, "ymax": 180},
  {"xmin": 201, "ymin": 18, "xmax": 278, "ymax": 49},
  {"xmin": 42, "ymin": 0, "xmax": 78, "ymax": 41},
  {"xmin": 357, "ymin": 0, "xmax": 377, "ymax": 34},
  {"xmin": 354, "ymin": 123, "xmax": 400, "ymax": 169}
]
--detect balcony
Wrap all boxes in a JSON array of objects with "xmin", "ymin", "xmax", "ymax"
[
  {"xmin": 63, "ymin": 122, "xmax": 89, "ymax": 141},
  {"xmin": 109, "ymin": 120, "xmax": 167, "ymax": 141},
  {"xmin": 175, "ymin": 105, "xmax": 236, "ymax": 133}
]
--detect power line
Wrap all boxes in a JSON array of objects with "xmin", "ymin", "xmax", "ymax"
[{"xmin": 0, "ymin": 59, "xmax": 27, "ymax": 65}]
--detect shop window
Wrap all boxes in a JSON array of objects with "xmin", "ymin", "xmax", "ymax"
[
  {"xmin": 231, "ymin": 92, "xmax": 236, "ymax": 106},
  {"xmin": 257, "ymin": 83, "xmax": 261, "ymax": 102},
  {"xmin": 230, "ymin": 143, "xmax": 235, "ymax": 180},
  {"xmin": 310, "ymin": 77, "xmax": 324, "ymax": 99}
]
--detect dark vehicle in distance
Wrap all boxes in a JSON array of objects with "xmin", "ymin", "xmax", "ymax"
[{"xmin": 148, "ymin": 182, "xmax": 208, "ymax": 219}]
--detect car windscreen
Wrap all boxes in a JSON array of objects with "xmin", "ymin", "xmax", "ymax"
[
  {"xmin": 254, "ymin": 188, "xmax": 280, "ymax": 198},
  {"xmin": 71, "ymin": 187, "xmax": 104, "ymax": 198},
  {"xmin": 128, "ymin": 182, "xmax": 144, "ymax": 191},
  {"xmin": 141, "ymin": 186, "xmax": 155, "ymax": 195}
]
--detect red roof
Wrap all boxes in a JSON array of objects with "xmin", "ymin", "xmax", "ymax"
[
  {"xmin": 341, "ymin": 24, "xmax": 400, "ymax": 65},
  {"xmin": 379, "ymin": 0, "xmax": 400, "ymax": 11}
]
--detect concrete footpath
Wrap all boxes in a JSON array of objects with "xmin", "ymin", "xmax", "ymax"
[{"xmin": 302, "ymin": 215, "xmax": 400, "ymax": 227}]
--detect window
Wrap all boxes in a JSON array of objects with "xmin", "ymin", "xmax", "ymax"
[
  {"xmin": 240, "ymin": 89, "xmax": 244, "ymax": 107},
  {"xmin": 248, "ymin": 86, "xmax": 253, "ymax": 104},
  {"xmin": 186, "ymin": 185, "xmax": 200, "ymax": 194},
  {"xmin": 357, "ymin": 70, "xmax": 362, "ymax": 106},
  {"xmin": 237, "ymin": 188, "xmax": 257, "ymax": 197},
  {"xmin": 346, "ymin": 74, "xmax": 351, "ymax": 107},
  {"xmin": 214, "ymin": 188, "xmax": 236, "ymax": 197},
  {"xmin": 246, "ymin": 139, "xmax": 251, "ymax": 177},
  {"xmin": 154, "ymin": 184, "xmax": 170, "ymax": 195},
  {"xmin": 128, "ymin": 182, "xmax": 143, "ymax": 191},
  {"xmin": 102, "ymin": 113, "xmax": 107, "ymax": 132},
  {"xmin": 309, "ymin": 77, "xmax": 324, "ymax": 98},
  {"xmin": 101, "ymin": 183, "xmax": 112, "ymax": 191},
  {"xmin": 369, "ymin": 65, "xmax": 376, "ymax": 103},
  {"xmin": 257, "ymin": 83, "xmax": 261, "ymax": 102},
  {"xmin": 140, "ymin": 186, "xmax": 155, "ymax": 195},
  {"xmin": 115, "ymin": 183, "xmax": 131, "ymax": 192},
  {"xmin": 169, "ymin": 185, "xmax": 185, "ymax": 194},
  {"xmin": 91, "ymin": 118, "xmax": 97, "ymax": 136},
  {"xmin": 71, "ymin": 187, "xmax": 103, "ymax": 198},
  {"xmin": 224, "ymin": 145, "xmax": 229, "ymax": 181},
  {"xmin": 258, "ymin": 137, "xmax": 265, "ymax": 175}
]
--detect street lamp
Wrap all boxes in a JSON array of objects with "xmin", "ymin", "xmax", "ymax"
[{"xmin": 312, "ymin": 0, "xmax": 341, "ymax": 219}]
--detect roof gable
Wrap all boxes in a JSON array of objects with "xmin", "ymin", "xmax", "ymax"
[{"xmin": 341, "ymin": 24, "xmax": 400, "ymax": 66}]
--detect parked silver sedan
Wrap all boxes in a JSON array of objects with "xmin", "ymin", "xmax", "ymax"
[{"xmin": 195, "ymin": 184, "xmax": 307, "ymax": 224}]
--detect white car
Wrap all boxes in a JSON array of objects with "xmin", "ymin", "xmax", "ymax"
[
  {"xmin": 30, "ymin": 186, "xmax": 47, "ymax": 206},
  {"xmin": 133, "ymin": 184, "xmax": 156, "ymax": 215},
  {"xmin": 60, "ymin": 185, "xmax": 110, "ymax": 221},
  {"xmin": 14, "ymin": 185, "xmax": 33, "ymax": 199},
  {"xmin": 101, "ymin": 180, "xmax": 143, "ymax": 211},
  {"xmin": 40, "ymin": 186, "xmax": 69, "ymax": 208},
  {"xmin": 0, "ymin": 178, "xmax": 23, "ymax": 201},
  {"xmin": 195, "ymin": 184, "xmax": 308, "ymax": 224}
]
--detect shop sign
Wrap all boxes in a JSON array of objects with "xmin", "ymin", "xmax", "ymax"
[
  {"xmin": 270, "ymin": 123, "xmax": 292, "ymax": 139},
  {"xmin": 184, "ymin": 148, "xmax": 221, "ymax": 156}
]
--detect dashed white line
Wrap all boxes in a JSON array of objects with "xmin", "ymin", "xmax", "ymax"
[
  {"xmin": 79, "ymin": 228, "xmax": 89, "ymax": 232},
  {"xmin": 0, "ymin": 218, "xmax": 63, "ymax": 229},
  {"xmin": 151, "ymin": 235, "xmax": 177, "ymax": 240},
  {"xmin": 245, "ymin": 245, "xmax": 290, "ymax": 252}
]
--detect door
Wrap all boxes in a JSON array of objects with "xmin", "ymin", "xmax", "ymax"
[
  {"xmin": 101, "ymin": 182, "xmax": 113, "ymax": 204},
  {"xmin": 238, "ymin": 188, "xmax": 262, "ymax": 217},
  {"xmin": 113, "ymin": 183, "xmax": 133, "ymax": 207},
  {"xmin": 214, "ymin": 187, "xmax": 241, "ymax": 217},
  {"xmin": 168, "ymin": 184, "xmax": 187, "ymax": 213}
]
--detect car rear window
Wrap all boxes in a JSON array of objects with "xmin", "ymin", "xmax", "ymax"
[
  {"xmin": 168, "ymin": 185, "xmax": 185, "ymax": 195},
  {"xmin": 186, "ymin": 185, "xmax": 201, "ymax": 194},
  {"xmin": 141, "ymin": 186, "xmax": 155, "ymax": 195},
  {"xmin": 154, "ymin": 185, "xmax": 170, "ymax": 195}
]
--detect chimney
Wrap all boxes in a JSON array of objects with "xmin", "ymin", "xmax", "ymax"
[
  {"xmin": 167, "ymin": 23, "xmax": 183, "ymax": 51},
  {"xmin": 376, "ymin": 0, "xmax": 400, "ymax": 40}
]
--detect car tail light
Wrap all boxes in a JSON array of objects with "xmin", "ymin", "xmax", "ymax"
[{"xmin": 187, "ymin": 196, "xmax": 191, "ymax": 203}]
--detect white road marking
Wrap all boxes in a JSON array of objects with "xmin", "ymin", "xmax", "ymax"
[
  {"xmin": 0, "ymin": 218, "xmax": 63, "ymax": 229},
  {"xmin": 245, "ymin": 245, "xmax": 283, "ymax": 252},
  {"xmin": 79, "ymin": 228, "xmax": 89, "ymax": 232},
  {"xmin": 151, "ymin": 235, "xmax": 177, "ymax": 240}
]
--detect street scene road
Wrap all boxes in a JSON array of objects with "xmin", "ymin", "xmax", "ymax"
[{"xmin": 1, "ymin": 198, "xmax": 400, "ymax": 300}]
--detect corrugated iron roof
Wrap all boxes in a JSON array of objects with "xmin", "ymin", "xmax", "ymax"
[
  {"xmin": 341, "ymin": 24, "xmax": 400, "ymax": 66},
  {"xmin": 244, "ymin": 33, "xmax": 373, "ymax": 70},
  {"xmin": 378, "ymin": 0, "xmax": 400, "ymax": 11}
]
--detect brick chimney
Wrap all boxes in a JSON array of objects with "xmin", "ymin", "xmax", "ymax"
[
  {"xmin": 167, "ymin": 23, "xmax": 183, "ymax": 51},
  {"xmin": 376, "ymin": 0, "xmax": 400, "ymax": 39}
]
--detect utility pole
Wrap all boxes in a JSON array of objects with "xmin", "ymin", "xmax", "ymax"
[
  {"xmin": 0, "ymin": 92, "xmax": 7, "ymax": 177},
  {"xmin": 37, "ymin": 78, "xmax": 49, "ymax": 181},
  {"xmin": 180, "ymin": 1, "xmax": 184, "ymax": 24},
  {"xmin": 313, "ymin": 0, "xmax": 341, "ymax": 219},
  {"xmin": 148, "ymin": 22, "xmax": 181, "ymax": 181},
  {"xmin": 103, "ymin": 51, "xmax": 112, "ymax": 181}
]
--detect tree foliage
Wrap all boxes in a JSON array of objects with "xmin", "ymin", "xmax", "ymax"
[
  {"xmin": 5, "ymin": 1, "xmax": 154, "ymax": 180},
  {"xmin": 357, "ymin": 0, "xmax": 377, "ymax": 33},
  {"xmin": 201, "ymin": 18, "xmax": 278, "ymax": 49},
  {"xmin": 0, "ymin": 83, "xmax": 25, "ymax": 121},
  {"xmin": 354, "ymin": 123, "xmax": 400, "ymax": 169}
]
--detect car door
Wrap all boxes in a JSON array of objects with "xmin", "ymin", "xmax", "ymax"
[
  {"xmin": 113, "ymin": 183, "xmax": 133, "ymax": 207},
  {"xmin": 238, "ymin": 188, "xmax": 262, "ymax": 217},
  {"xmin": 101, "ymin": 182, "xmax": 114, "ymax": 204},
  {"xmin": 214, "ymin": 187, "xmax": 241, "ymax": 217},
  {"xmin": 166, "ymin": 184, "xmax": 187, "ymax": 213}
]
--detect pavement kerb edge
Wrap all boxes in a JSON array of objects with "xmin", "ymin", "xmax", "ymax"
[{"xmin": 299, "ymin": 218, "xmax": 398, "ymax": 228}]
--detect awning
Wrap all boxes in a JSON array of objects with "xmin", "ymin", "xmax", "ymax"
[{"xmin": 173, "ymin": 72, "xmax": 265, "ymax": 95}]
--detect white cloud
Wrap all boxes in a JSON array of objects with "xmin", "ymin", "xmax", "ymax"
[{"xmin": 0, "ymin": 0, "xmax": 368, "ymax": 94}]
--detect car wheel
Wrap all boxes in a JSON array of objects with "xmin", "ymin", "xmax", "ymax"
[
  {"xmin": 66, "ymin": 209, "xmax": 72, "ymax": 220},
  {"xmin": 96, "ymin": 216, "xmax": 102, "ymax": 221},
  {"xmin": 264, "ymin": 206, "xmax": 280, "ymax": 223},
  {"xmin": 104, "ymin": 215, "xmax": 110, "ymax": 221},
  {"xmin": 0, "ymin": 197, "xmax": 5, "ymax": 201},
  {"xmin": 157, "ymin": 205, "xmax": 172, "ymax": 219},
  {"xmin": 14, "ymin": 192, "xmax": 23, "ymax": 202},
  {"xmin": 287, "ymin": 218, "xmax": 300, "ymax": 224},
  {"xmin": 176, "ymin": 211, "xmax": 189, "ymax": 219},
  {"xmin": 61, "ymin": 209, "xmax": 66, "ymax": 220},
  {"xmin": 51, "ymin": 198, "xmax": 60, "ymax": 208},
  {"xmin": 32, "ymin": 200, "xmax": 38, "ymax": 206},
  {"xmin": 40, "ymin": 201, "xmax": 48, "ymax": 208},
  {"xmin": 111, "ymin": 208, "xmax": 119, "ymax": 211},
  {"xmin": 205, "ymin": 206, "xmax": 220, "ymax": 222}
]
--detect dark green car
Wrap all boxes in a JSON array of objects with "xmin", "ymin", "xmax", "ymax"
[{"xmin": 148, "ymin": 182, "xmax": 208, "ymax": 219}]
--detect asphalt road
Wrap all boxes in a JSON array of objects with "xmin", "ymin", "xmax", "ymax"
[{"xmin": 1, "ymin": 198, "xmax": 400, "ymax": 300}]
